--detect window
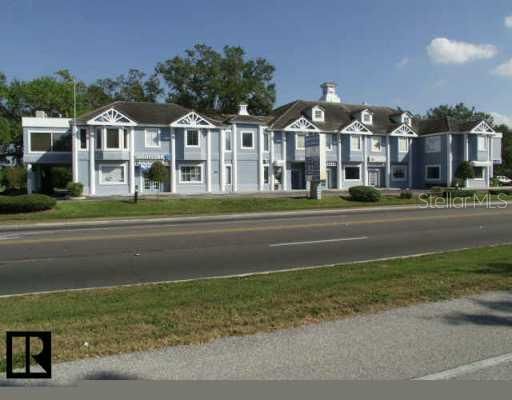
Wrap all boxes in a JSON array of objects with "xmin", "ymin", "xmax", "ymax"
[
  {"xmin": 312, "ymin": 107, "xmax": 324, "ymax": 122},
  {"xmin": 345, "ymin": 166, "xmax": 361, "ymax": 180},
  {"xmin": 225, "ymin": 130, "xmax": 232, "ymax": 151},
  {"xmin": 264, "ymin": 165, "xmax": 269, "ymax": 184},
  {"xmin": 477, "ymin": 136, "xmax": 487, "ymax": 151},
  {"xmin": 241, "ymin": 131, "xmax": 254, "ymax": 149},
  {"xmin": 95, "ymin": 128, "xmax": 102, "ymax": 149},
  {"xmin": 326, "ymin": 134, "xmax": 333, "ymax": 150},
  {"xmin": 425, "ymin": 136, "xmax": 441, "ymax": 153},
  {"xmin": 392, "ymin": 165, "xmax": 407, "ymax": 181},
  {"xmin": 399, "ymin": 137, "xmax": 409, "ymax": 153},
  {"xmin": 371, "ymin": 136, "xmax": 382, "ymax": 152},
  {"xmin": 79, "ymin": 129, "xmax": 87, "ymax": 150},
  {"xmin": 425, "ymin": 165, "xmax": 441, "ymax": 181},
  {"xmin": 402, "ymin": 114, "xmax": 412, "ymax": 126},
  {"xmin": 296, "ymin": 134, "xmax": 305, "ymax": 150},
  {"xmin": 123, "ymin": 129, "xmax": 129, "ymax": 150},
  {"xmin": 30, "ymin": 132, "xmax": 51, "ymax": 152},
  {"xmin": 264, "ymin": 133, "xmax": 270, "ymax": 152},
  {"xmin": 186, "ymin": 129, "xmax": 199, "ymax": 147},
  {"xmin": 474, "ymin": 166, "xmax": 485, "ymax": 180},
  {"xmin": 106, "ymin": 128, "xmax": 120, "ymax": 149},
  {"xmin": 180, "ymin": 165, "xmax": 202, "ymax": 183},
  {"xmin": 225, "ymin": 165, "xmax": 232, "ymax": 185},
  {"xmin": 52, "ymin": 132, "xmax": 71, "ymax": 151},
  {"xmin": 362, "ymin": 111, "xmax": 373, "ymax": 125},
  {"xmin": 145, "ymin": 128, "xmax": 160, "ymax": 148},
  {"xmin": 350, "ymin": 135, "xmax": 361, "ymax": 151},
  {"xmin": 100, "ymin": 164, "xmax": 126, "ymax": 184}
]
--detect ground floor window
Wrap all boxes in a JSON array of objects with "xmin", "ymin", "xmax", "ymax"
[
  {"xmin": 144, "ymin": 177, "xmax": 161, "ymax": 192},
  {"xmin": 473, "ymin": 166, "xmax": 485, "ymax": 180},
  {"xmin": 425, "ymin": 165, "xmax": 440, "ymax": 181},
  {"xmin": 180, "ymin": 165, "xmax": 202, "ymax": 183},
  {"xmin": 345, "ymin": 166, "xmax": 361, "ymax": 180},
  {"xmin": 225, "ymin": 165, "xmax": 232, "ymax": 185},
  {"xmin": 264, "ymin": 165, "xmax": 269, "ymax": 184},
  {"xmin": 391, "ymin": 165, "xmax": 407, "ymax": 181},
  {"xmin": 100, "ymin": 164, "xmax": 126, "ymax": 184}
]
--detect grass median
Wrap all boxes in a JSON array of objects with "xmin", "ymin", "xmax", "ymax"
[
  {"xmin": 1, "ymin": 244, "xmax": 512, "ymax": 371},
  {"xmin": 0, "ymin": 195, "xmax": 419, "ymax": 223}
]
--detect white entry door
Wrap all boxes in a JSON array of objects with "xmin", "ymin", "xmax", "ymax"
[{"xmin": 368, "ymin": 169, "xmax": 380, "ymax": 187}]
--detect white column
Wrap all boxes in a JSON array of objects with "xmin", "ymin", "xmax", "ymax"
[
  {"xmin": 232, "ymin": 124, "xmax": 238, "ymax": 192},
  {"xmin": 72, "ymin": 124, "xmax": 78, "ymax": 182},
  {"xmin": 220, "ymin": 129, "xmax": 225, "ymax": 192},
  {"xmin": 488, "ymin": 136, "xmax": 493, "ymax": 187},
  {"xmin": 170, "ymin": 128, "xmax": 176, "ymax": 193},
  {"xmin": 129, "ymin": 127, "xmax": 135, "ymax": 194},
  {"xmin": 282, "ymin": 132, "xmax": 288, "ymax": 191},
  {"xmin": 258, "ymin": 126, "xmax": 264, "ymax": 191},
  {"xmin": 363, "ymin": 136, "xmax": 368, "ymax": 186},
  {"xmin": 385, "ymin": 136, "xmax": 391, "ymax": 188},
  {"xmin": 89, "ymin": 128, "xmax": 96, "ymax": 195},
  {"xmin": 408, "ymin": 138, "xmax": 413, "ymax": 188},
  {"xmin": 270, "ymin": 131, "xmax": 275, "ymax": 191},
  {"xmin": 337, "ymin": 133, "xmax": 342, "ymax": 189},
  {"xmin": 26, "ymin": 163, "xmax": 33, "ymax": 194},
  {"xmin": 206, "ymin": 129, "xmax": 212, "ymax": 193},
  {"xmin": 463, "ymin": 133, "xmax": 469, "ymax": 187},
  {"xmin": 447, "ymin": 134, "xmax": 453, "ymax": 187}
]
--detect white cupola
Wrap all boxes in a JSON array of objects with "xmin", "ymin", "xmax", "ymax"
[
  {"xmin": 319, "ymin": 82, "xmax": 341, "ymax": 103},
  {"xmin": 238, "ymin": 104, "xmax": 249, "ymax": 116}
]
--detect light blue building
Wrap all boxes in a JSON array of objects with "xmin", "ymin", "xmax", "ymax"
[{"xmin": 22, "ymin": 82, "xmax": 503, "ymax": 195}]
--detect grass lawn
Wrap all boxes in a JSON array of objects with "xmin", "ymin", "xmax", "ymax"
[
  {"xmin": 1, "ymin": 245, "xmax": 512, "ymax": 372},
  {"xmin": 0, "ymin": 194, "xmax": 421, "ymax": 223}
]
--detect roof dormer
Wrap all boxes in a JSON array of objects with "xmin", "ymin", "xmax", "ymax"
[
  {"xmin": 359, "ymin": 109, "xmax": 373, "ymax": 126},
  {"xmin": 311, "ymin": 105, "xmax": 325, "ymax": 123},
  {"xmin": 401, "ymin": 112, "xmax": 413, "ymax": 127}
]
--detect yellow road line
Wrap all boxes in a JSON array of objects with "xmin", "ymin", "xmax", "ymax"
[{"xmin": 1, "ymin": 209, "xmax": 511, "ymax": 246}]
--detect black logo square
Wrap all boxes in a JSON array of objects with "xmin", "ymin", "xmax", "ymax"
[{"xmin": 5, "ymin": 331, "xmax": 52, "ymax": 379}]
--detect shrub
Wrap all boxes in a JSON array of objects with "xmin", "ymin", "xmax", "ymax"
[
  {"xmin": 145, "ymin": 161, "xmax": 169, "ymax": 184},
  {"xmin": 444, "ymin": 189, "xmax": 476, "ymax": 198},
  {"xmin": 50, "ymin": 166, "xmax": 72, "ymax": 189},
  {"xmin": 349, "ymin": 186, "xmax": 382, "ymax": 202},
  {"xmin": 3, "ymin": 166, "xmax": 27, "ymax": 192},
  {"xmin": 400, "ymin": 189, "xmax": 413, "ymax": 199},
  {"xmin": 455, "ymin": 161, "xmax": 475, "ymax": 187},
  {"xmin": 0, "ymin": 194, "xmax": 56, "ymax": 214},
  {"xmin": 66, "ymin": 182, "xmax": 84, "ymax": 197},
  {"xmin": 489, "ymin": 188, "xmax": 511, "ymax": 196}
]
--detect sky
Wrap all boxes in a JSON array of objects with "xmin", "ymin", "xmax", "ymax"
[{"xmin": 1, "ymin": 0, "xmax": 512, "ymax": 124}]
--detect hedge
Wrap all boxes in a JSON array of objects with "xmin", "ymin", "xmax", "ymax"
[
  {"xmin": 348, "ymin": 186, "xmax": 382, "ymax": 202},
  {"xmin": 66, "ymin": 182, "xmax": 84, "ymax": 197},
  {"xmin": 0, "ymin": 194, "xmax": 57, "ymax": 214}
]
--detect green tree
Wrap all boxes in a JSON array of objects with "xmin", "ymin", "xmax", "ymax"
[
  {"xmin": 93, "ymin": 69, "xmax": 162, "ymax": 103},
  {"xmin": 455, "ymin": 161, "xmax": 475, "ymax": 187},
  {"xmin": 425, "ymin": 103, "xmax": 494, "ymax": 124},
  {"xmin": 494, "ymin": 124, "xmax": 512, "ymax": 178},
  {"xmin": 145, "ymin": 161, "xmax": 169, "ymax": 184},
  {"xmin": 156, "ymin": 44, "xmax": 276, "ymax": 115}
]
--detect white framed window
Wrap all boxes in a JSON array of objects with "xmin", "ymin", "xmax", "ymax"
[
  {"xmin": 180, "ymin": 164, "xmax": 203, "ymax": 183},
  {"xmin": 425, "ymin": 136, "xmax": 441, "ymax": 153},
  {"xmin": 350, "ymin": 135, "xmax": 362, "ymax": 151},
  {"xmin": 241, "ymin": 131, "xmax": 254, "ymax": 149},
  {"xmin": 29, "ymin": 131, "xmax": 71, "ymax": 152},
  {"xmin": 105, "ymin": 128, "xmax": 121, "ymax": 150},
  {"xmin": 371, "ymin": 136, "xmax": 382, "ymax": 152},
  {"xmin": 99, "ymin": 163, "xmax": 127, "ymax": 185},
  {"xmin": 312, "ymin": 106, "xmax": 324, "ymax": 122},
  {"xmin": 326, "ymin": 134, "xmax": 333, "ymax": 150},
  {"xmin": 477, "ymin": 136, "xmax": 487, "ymax": 151},
  {"xmin": 145, "ymin": 128, "xmax": 160, "ymax": 148},
  {"xmin": 95, "ymin": 128, "xmax": 102, "ymax": 150},
  {"xmin": 473, "ymin": 166, "xmax": 485, "ymax": 180},
  {"xmin": 345, "ymin": 165, "xmax": 361, "ymax": 181},
  {"xmin": 425, "ymin": 165, "xmax": 441, "ymax": 181},
  {"xmin": 398, "ymin": 137, "xmax": 409, "ymax": 153},
  {"xmin": 391, "ymin": 165, "xmax": 407, "ymax": 181},
  {"xmin": 296, "ymin": 133, "xmax": 305, "ymax": 150},
  {"xmin": 264, "ymin": 132, "xmax": 270, "ymax": 152},
  {"xmin": 264, "ymin": 165, "xmax": 270, "ymax": 184},
  {"xmin": 402, "ymin": 114, "xmax": 412, "ymax": 126},
  {"xmin": 225, "ymin": 164, "xmax": 232, "ymax": 185},
  {"xmin": 186, "ymin": 129, "xmax": 200, "ymax": 147},
  {"xmin": 225, "ymin": 130, "xmax": 232, "ymax": 151},
  {"xmin": 79, "ymin": 128, "xmax": 88, "ymax": 150},
  {"xmin": 123, "ymin": 129, "xmax": 129, "ymax": 150},
  {"xmin": 362, "ymin": 111, "xmax": 373, "ymax": 125}
]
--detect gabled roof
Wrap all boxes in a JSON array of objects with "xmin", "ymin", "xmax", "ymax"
[{"xmin": 416, "ymin": 117, "xmax": 493, "ymax": 135}]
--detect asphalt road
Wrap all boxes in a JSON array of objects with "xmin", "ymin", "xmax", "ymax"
[{"xmin": 1, "ymin": 205, "xmax": 512, "ymax": 296}]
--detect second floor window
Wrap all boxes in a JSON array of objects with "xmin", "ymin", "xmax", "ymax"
[
  {"xmin": 29, "ymin": 131, "xmax": 71, "ymax": 152},
  {"xmin": 79, "ymin": 129, "xmax": 87, "ymax": 150},
  {"xmin": 186, "ymin": 130, "xmax": 199, "ymax": 147},
  {"xmin": 264, "ymin": 133, "xmax": 270, "ymax": 152},
  {"xmin": 371, "ymin": 137, "xmax": 382, "ymax": 152},
  {"xmin": 425, "ymin": 136, "xmax": 441, "ymax": 153},
  {"xmin": 106, "ymin": 128, "xmax": 120, "ymax": 149},
  {"xmin": 225, "ymin": 130, "xmax": 232, "ymax": 151},
  {"xmin": 399, "ymin": 138, "xmax": 409, "ymax": 153},
  {"xmin": 477, "ymin": 136, "xmax": 487, "ymax": 151},
  {"xmin": 296, "ymin": 134, "xmax": 305, "ymax": 150},
  {"xmin": 242, "ymin": 132, "xmax": 254, "ymax": 149},
  {"xmin": 351, "ymin": 135, "xmax": 361, "ymax": 151},
  {"xmin": 145, "ymin": 128, "xmax": 160, "ymax": 148}
]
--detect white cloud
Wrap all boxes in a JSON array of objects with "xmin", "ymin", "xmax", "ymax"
[
  {"xmin": 396, "ymin": 57, "xmax": 409, "ymax": 68},
  {"xmin": 427, "ymin": 37, "xmax": 498, "ymax": 64},
  {"xmin": 505, "ymin": 16, "xmax": 512, "ymax": 28},
  {"xmin": 492, "ymin": 58, "xmax": 512, "ymax": 77},
  {"xmin": 490, "ymin": 112, "xmax": 512, "ymax": 128}
]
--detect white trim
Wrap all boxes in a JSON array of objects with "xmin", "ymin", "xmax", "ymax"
[
  {"xmin": 284, "ymin": 117, "xmax": 320, "ymax": 132},
  {"xmin": 89, "ymin": 131, "xmax": 95, "ymax": 195},
  {"xmin": 27, "ymin": 129, "xmax": 71, "ymax": 154},
  {"xmin": 258, "ymin": 126, "xmax": 264, "ymax": 191},
  {"xmin": 232, "ymin": 124, "xmax": 238, "ymax": 192},
  {"xmin": 263, "ymin": 132, "xmax": 270, "ymax": 152},
  {"xmin": 408, "ymin": 138, "xmax": 413, "ymax": 188},
  {"xmin": 269, "ymin": 131, "xmax": 274, "ymax": 191},
  {"xmin": 471, "ymin": 121, "xmax": 495, "ymax": 134},
  {"xmin": 72, "ymin": 125, "xmax": 78, "ymax": 182},
  {"xmin": 344, "ymin": 164, "xmax": 362, "ymax": 181},
  {"xmin": 385, "ymin": 137, "xmax": 391, "ymax": 187},
  {"xmin": 22, "ymin": 117, "xmax": 70, "ymax": 128},
  {"xmin": 129, "ymin": 128, "xmax": 135, "ymax": 194},
  {"xmin": 170, "ymin": 129, "xmax": 176, "ymax": 193},
  {"xmin": 340, "ymin": 120, "xmax": 373, "ymax": 135},
  {"xmin": 224, "ymin": 129, "xmax": 233, "ymax": 152},
  {"xmin": 477, "ymin": 135, "xmax": 488, "ymax": 151},
  {"xmin": 425, "ymin": 164, "xmax": 441, "ymax": 182},
  {"xmin": 26, "ymin": 163, "xmax": 33, "ymax": 194},
  {"xmin": 220, "ymin": 129, "xmax": 225, "ymax": 192},
  {"xmin": 206, "ymin": 130, "xmax": 212, "ymax": 193},
  {"xmin": 179, "ymin": 163, "xmax": 204, "ymax": 184},
  {"xmin": 391, "ymin": 165, "xmax": 407, "ymax": 181},
  {"xmin": 224, "ymin": 163, "xmax": 233, "ymax": 187},
  {"xmin": 362, "ymin": 136, "xmax": 368, "ymax": 185},
  {"xmin": 337, "ymin": 133, "xmax": 342, "ymax": 189},
  {"xmin": 87, "ymin": 108, "xmax": 136, "ymax": 126},
  {"xmin": 472, "ymin": 166, "xmax": 485, "ymax": 181},
  {"xmin": 240, "ymin": 131, "xmax": 255, "ymax": 150},
  {"xmin": 99, "ymin": 163, "xmax": 128, "ymax": 185},
  {"xmin": 391, "ymin": 124, "xmax": 418, "ymax": 137},
  {"xmin": 295, "ymin": 133, "xmax": 306, "ymax": 150},
  {"xmin": 171, "ymin": 111, "xmax": 215, "ymax": 129},
  {"xmin": 398, "ymin": 137, "xmax": 409, "ymax": 153},
  {"xmin": 311, "ymin": 106, "xmax": 325, "ymax": 123},
  {"xmin": 144, "ymin": 128, "xmax": 161, "ymax": 148},
  {"xmin": 350, "ymin": 135, "xmax": 362, "ymax": 151},
  {"xmin": 103, "ymin": 127, "xmax": 125, "ymax": 151},
  {"xmin": 185, "ymin": 128, "xmax": 201, "ymax": 148},
  {"xmin": 361, "ymin": 110, "xmax": 373, "ymax": 125},
  {"xmin": 447, "ymin": 134, "xmax": 453, "ymax": 187}
]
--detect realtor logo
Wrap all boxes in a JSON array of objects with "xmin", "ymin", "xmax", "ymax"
[{"xmin": 5, "ymin": 331, "xmax": 52, "ymax": 379}]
